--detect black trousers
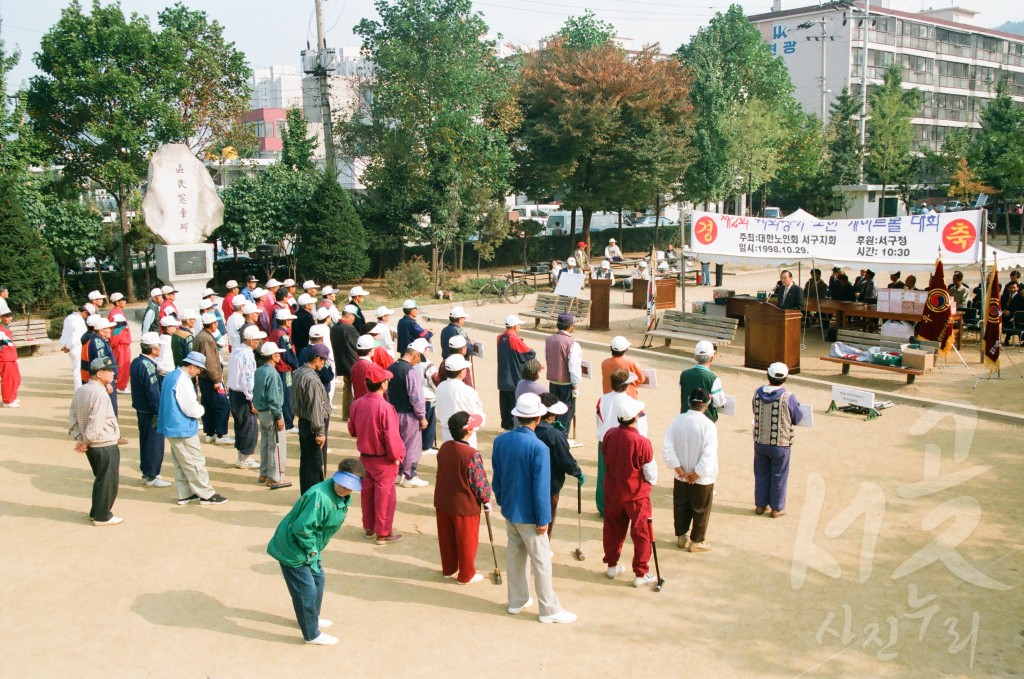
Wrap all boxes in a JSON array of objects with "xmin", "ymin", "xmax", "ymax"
[
  {"xmin": 86, "ymin": 444, "xmax": 120, "ymax": 522},
  {"xmin": 298, "ymin": 417, "xmax": 327, "ymax": 495},
  {"xmin": 198, "ymin": 377, "xmax": 229, "ymax": 437},
  {"xmin": 548, "ymin": 382, "xmax": 575, "ymax": 432},
  {"xmin": 673, "ymin": 479, "xmax": 714, "ymax": 543},
  {"xmin": 499, "ymin": 390, "xmax": 516, "ymax": 430},
  {"xmin": 229, "ymin": 390, "xmax": 258, "ymax": 456}
]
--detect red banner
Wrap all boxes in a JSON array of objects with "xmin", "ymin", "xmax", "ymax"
[
  {"xmin": 984, "ymin": 268, "xmax": 1001, "ymax": 373},
  {"xmin": 917, "ymin": 259, "xmax": 953, "ymax": 349}
]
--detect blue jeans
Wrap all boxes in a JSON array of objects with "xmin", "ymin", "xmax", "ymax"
[
  {"xmin": 548, "ymin": 382, "xmax": 575, "ymax": 431},
  {"xmin": 280, "ymin": 562, "xmax": 325, "ymax": 641},
  {"xmin": 701, "ymin": 262, "xmax": 711, "ymax": 285},
  {"xmin": 421, "ymin": 401, "xmax": 436, "ymax": 450},
  {"xmin": 753, "ymin": 443, "xmax": 791, "ymax": 511}
]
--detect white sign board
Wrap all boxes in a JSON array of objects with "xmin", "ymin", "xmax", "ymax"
[
  {"xmin": 638, "ymin": 368, "xmax": 657, "ymax": 388},
  {"xmin": 143, "ymin": 143, "xmax": 224, "ymax": 245},
  {"xmin": 553, "ymin": 272, "xmax": 585, "ymax": 298},
  {"xmin": 581, "ymin": 360, "xmax": 592, "ymax": 379},
  {"xmin": 831, "ymin": 385, "xmax": 875, "ymax": 409}
]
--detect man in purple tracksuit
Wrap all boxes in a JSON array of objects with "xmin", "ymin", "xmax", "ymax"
[
  {"xmin": 751, "ymin": 362, "xmax": 803, "ymax": 519},
  {"xmin": 387, "ymin": 338, "xmax": 431, "ymax": 488}
]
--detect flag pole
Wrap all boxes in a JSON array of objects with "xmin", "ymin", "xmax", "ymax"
[{"xmin": 979, "ymin": 208, "xmax": 988, "ymax": 364}]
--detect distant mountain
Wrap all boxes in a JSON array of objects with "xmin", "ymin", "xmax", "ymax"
[{"xmin": 995, "ymin": 21, "xmax": 1024, "ymax": 36}]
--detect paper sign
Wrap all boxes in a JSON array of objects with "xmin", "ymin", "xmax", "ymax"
[
  {"xmin": 581, "ymin": 360, "xmax": 592, "ymax": 379},
  {"xmin": 720, "ymin": 395, "xmax": 736, "ymax": 417},
  {"xmin": 831, "ymin": 385, "xmax": 875, "ymax": 408},
  {"xmin": 638, "ymin": 368, "xmax": 657, "ymax": 388},
  {"xmin": 472, "ymin": 341, "xmax": 484, "ymax": 359},
  {"xmin": 795, "ymin": 404, "xmax": 813, "ymax": 428},
  {"xmin": 553, "ymin": 272, "xmax": 585, "ymax": 298}
]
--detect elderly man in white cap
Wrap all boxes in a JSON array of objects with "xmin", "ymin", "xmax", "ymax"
[
  {"xmin": 269, "ymin": 308, "xmax": 300, "ymax": 430},
  {"xmin": 158, "ymin": 351, "xmax": 228, "ymax": 506},
  {"xmin": 250, "ymin": 287, "xmax": 272, "ymax": 333},
  {"xmin": 222, "ymin": 280, "xmax": 240, "ymax": 319},
  {"xmin": 155, "ymin": 317, "xmax": 179, "ymax": 375},
  {"xmin": 239, "ymin": 301, "xmax": 261, "ymax": 344},
  {"xmin": 299, "ymin": 324, "xmax": 336, "ymax": 400},
  {"xmin": 678, "ymin": 340, "xmax": 728, "ymax": 422},
  {"xmin": 663, "ymin": 386, "xmax": 718, "ymax": 553},
  {"xmin": 253, "ymin": 341, "xmax": 291, "ymax": 490},
  {"xmin": 491, "ymin": 392, "xmax": 576, "ymax": 624},
  {"xmin": 171, "ymin": 309, "xmax": 199, "ymax": 367},
  {"xmin": 440, "ymin": 306, "xmax": 473, "ymax": 361},
  {"xmin": 496, "ymin": 314, "xmax": 536, "ymax": 431},
  {"xmin": 435, "ymin": 354, "xmax": 485, "ymax": 449},
  {"xmin": 752, "ymin": 362, "xmax": 803, "ymax": 518},
  {"xmin": 545, "ymin": 313, "xmax": 582, "ymax": 433},
  {"xmin": 346, "ymin": 285, "xmax": 369, "ymax": 331},
  {"xmin": 193, "ymin": 312, "xmax": 233, "ymax": 445},
  {"xmin": 601, "ymin": 335, "xmax": 646, "ymax": 399},
  {"xmin": 292, "ymin": 293, "xmax": 317, "ymax": 355},
  {"xmin": 281, "ymin": 278, "xmax": 298, "ymax": 311},
  {"xmin": 68, "ymin": 356, "xmax": 124, "ymax": 525},
  {"xmin": 591, "ymin": 260, "xmax": 615, "ymax": 285},
  {"xmin": 293, "ymin": 343, "xmax": 334, "ymax": 493},
  {"xmin": 319, "ymin": 284, "xmax": 338, "ymax": 309},
  {"xmin": 225, "ymin": 296, "xmax": 247, "ymax": 353},
  {"xmin": 87, "ymin": 289, "xmax": 107, "ymax": 309},
  {"xmin": 329, "ymin": 304, "xmax": 360, "ymax": 420},
  {"xmin": 388, "ymin": 337, "xmax": 431, "ymax": 487},
  {"xmin": 302, "ymin": 280, "xmax": 320, "ymax": 298},
  {"xmin": 82, "ymin": 316, "xmax": 122, "ymax": 418},
  {"xmin": 140, "ymin": 288, "xmax": 163, "ymax": 336},
  {"xmin": 374, "ymin": 306, "xmax": 396, "ymax": 355},
  {"xmin": 158, "ymin": 285, "xmax": 179, "ymax": 331},
  {"xmin": 129, "ymin": 332, "xmax": 169, "ymax": 487},
  {"xmin": 201, "ymin": 288, "xmax": 226, "ymax": 336},
  {"xmin": 396, "ymin": 299, "xmax": 433, "ymax": 355},
  {"xmin": 60, "ymin": 304, "xmax": 91, "ymax": 390},
  {"xmin": 227, "ymin": 325, "xmax": 264, "ymax": 469},
  {"xmin": 604, "ymin": 238, "xmax": 623, "ymax": 262},
  {"xmin": 626, "ymin": 260, "xmax": 648, "ymax": 292},
  {"xmin": 264, "ymin": 278, "xmax": 282, "ymax": 317},
  {"xmin": 105, "ymin": 292, "xmax": 132, "ymax": 393},
  {"xmin": 446, "ymin": 335, "xmax": 475, "ymax": 388}
]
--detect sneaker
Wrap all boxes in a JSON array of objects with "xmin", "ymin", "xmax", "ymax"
[
  {"xmin": 539, "ymin": 610, "xmax": 577, "ymax": 624},
  {"xmin": 203, "ymin": 435, "xmax": 216, "ymax": 444},
  {"xmin": 2, "ymin": 401, "xmax": 20, "ymax": 408},
  {"xmin": 176, "ymin": 494, "xmax": 200, "ymax": 506},
  {"xmin": 144, "ymin": 476, "xmax": 172, "ymax": 488},
  {"xmin": 269, "ymin": 480, "xmax": 292, "ymax": 490},
  {"xmin": 568, "ymin": 439, "xmax": 583, "ymax": 448},
  {"xmin": 258, "ymin": 475, "xmax": 268, "ymax": 484},
  {"xmin": 200, "ymin": 493, "xmax": 229, "ymax": 505},
  {"xmin": 677, "ymin": 535, "xmax": 690, "ymax": 550},
  {"xmin": 755, "ymin": 506, "xmax": 767, "ymax": 515},
  {"xmin": 401, "ymin": 476, "xmax": 429, "ymax": 488},
  {"xmin": 92, "ymin": 516, "xmax": 124, "ymax": 526},
  {"xmin": 318, "ymin": 618, "xmax": 333, "ymax": 629},
  {"xmin": 507, "ymin": 596, "xmax": 533, "ymax": 615},
  {"xmin": 688, "ymin": 541, "xmax": 712, "ymax": 553},
  {"xmin": 117, "ymin": 388, "xmax": 130, "ymax": 394},
  {"xmin": 605, "ymin": 564, "xmax": 625, "ymax": 579},
  {"xmin": 305, "ymin": 633, "xmax": 338, "ymax": 646},
  {"xmin": 633, "ymin": 573, "xmax": 657, "ymax": 588},
  {"xmin": 215, "ymin": 435, "xmax": 235, "ymax": 445},
  {"xmin": 375, "ymin": 533, "xmax": 404, "ymax": 545},
  {"xmin": 421, "ymin": 448, "xmax": 438, "ymax": 456},
  {"xmin": 235, "ymin": 457, "xmax": 259, "ymax": 469},
  {"xmin": 364, "ymin": 529, "xmax": 376, "ymax": 540},
  {"xmin": 457, "ymin": 573, "xmax": 484, "ymax": 586},
  {"xmin": 770, "ymin": 509, "xmax": 786, "ymax": 518}
]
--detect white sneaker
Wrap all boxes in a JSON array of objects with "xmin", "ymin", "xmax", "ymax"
[
  {"xmin": 568, "ymin": 439, "xmax": 583, "ymax": 448},
  {"xmin": 318, "ymin": 618, "xmax": 333, "ymax": 629},
  {"xmin": 117, "ymin": 388, "xmax": 130, "ymax": 394},
  {"xmin": 605, "ymin": 564, "xmax": 625, "ymax": 579},
  {"xmin": 93, "ymin": 516, "xmax": 124, "ymax": 526},
  {"xmin": 144, "ymin": 476, "xmax": 172, "ymax": 488},
  {"xmin": 401, "ymin": 476, "xmax": 429, "ymax": 488},
  {"xmin": 633, "ymin": 573, "xmax": 657, "ymax": 588},
  {"xmin": 421, "ymin": 448, "xmax": 438, "ymax": 456},
  {"xmin": 507, "ymin": 596, "xmax": 533, "ymax": 615},
  {"xmin": 457, "ymin": 573, "xmax": 484, "ymax": 585},
  {"xmin": 235, "ymin": 457, "xmax": 259, "ymax": 469},
  {"xmin": 305, "ymin": 632, "xmax": 338, "ymax": 646},
  {"xmin": 203, "ymin": 435, "xmax": 216, "ymax": 444},
  {"xmin": 539, "ymin": 609, "xmax": 577, "ymax": 624},
  {"xmin": 216, "ymin": 435, "xmax": 235, "ymax": 445},
  {"xmin": 2, "ymin": 401, "xmax": 20, "ymax": 408}
]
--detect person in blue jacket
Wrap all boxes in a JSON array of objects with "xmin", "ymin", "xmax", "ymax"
[{"xmin": 129, "ymin": 332, "xmax": 168, "ymax": 488}]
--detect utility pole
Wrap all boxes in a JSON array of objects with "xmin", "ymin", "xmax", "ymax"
[
  {"xmin": 314, "ymin": 0, "xmax": 336, "ymax": 168},
  {"xmin": 859, "ymin": 0, "xmax": 870, "ymax": 183},
  {"xmin": 799, "ymin": 17, "xmax": 833, "ymax": 126}
]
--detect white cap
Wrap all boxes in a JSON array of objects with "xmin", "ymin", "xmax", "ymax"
[
  {"xmin": 140, "ymin": 332, "xmax": 160, "ymax": 345},
  {"xmin": 250, "ymin": 287, "xmax": 266, "ymax": 299},
  {"xmin": 408, "ymin": 338, "xmax": 430, "ymax": 355},
  {"xmin": 350, "ymin": 285, "xmax": 369, "ymax": 297},
  {"xmin": 225, "ymin": 279, "xmax": 239, "ymax": 289},
  {"xmin": 566, "ymin": 257, "xmax": 577, "ymax": 266},
  {"xmin": 615, "ymin": 398, "xmax": 645, "ymax": 422},
  {"xmin": 201, "ymin": 312, "xmax": 218, "ymax": 326},
  {"xmin": 260, "ymin": 342, "xmax": 285, "ymax": 356},
  {"xmin": 768, "ymin": 362, "xmax": 789, "ymax": 379},
  {"xmin": 241, "ymin": 303, "xmax": 259, "ymax": 314},
  {"xmin": 275, "ymin": 309, "xmax": 297, "ymax": 321},
  {"xmin": 449, "ymin": 306, "xmax": 467, "ymax": 319},
  {"xmin": 92, "ymin": 318, "xmax": 115, "ymax": 330},
  {"xmin": 109, "ymin": 292, "xmax": 124, "ymax": 302},
  {"xmin": 657, "ymin": 260, "xmax": 669, "ymax": 270},
  {"xmin": 282, "ymin": 278, "xmax": 295, "ymax": 287},
  {"xmin": 88, "ymin": 290, "xmax": 106, "ymax": 301},
  {"xmin": 444, "ymin": 354, "xmax": 471, "ymax": 372},
  {"xmin": 161, "ymin": 285, "xmax": 176, "ymax": 295},
  {"xmin": 504, "ymin": 314, "xmax": 523, "ymax": 327},
  {"xmin": 180, "ymin": 308, "xmax": 200, "ymax": 321},
  {"xmin": 448, "ymin": 335, "xmax": 467, "ymax": 349},
  {"xmin": 639, "ymin": 261, "xmax": 648, "ymax": 268},
  {"xmin": 159, "ymin": 316, "xmax": 181, "ymax": 327},
  {"xmin": 695, "ymin": 341, "xmax": 716, "ymax": 357},
  {"xmin": 342, "ymin": 304, "xmax": 359, "ymax": 316},
  {"xmin": 297, "ymin": 293, "xmax": 316, "ymax": 306},
  {"xmin": 610, "ymin": 336, "xmax": 630, "ymax": 352},
  {"xmin": 242, "ymin": 326, "xmax": 267, "ymax": 340},
  {"xmin": 511, "ymin": 393, "xmax": 546, "ymax": 418},
  {"xmin": 150, "ymin": 287, "xmax": 163, "ymax": 298},
  {"xmin": 547, "ymin": 400, "xmax": 568, "ymax": 416},
  {"xmin": 608, "ymin": 238, "xmax": 617, "ymax": 243},
  {"xmin": 356, "ymin": 335, "xmax": 376, "ymax": 351},
  {"xmin": 315, "ymin": 307, "xmax": 333, "ymax": 321},
  {"xmin": 202, "ymin": 288, "xmax": 215, "ymax": 298},
  {"xmin": 265, "ymin": 278, "xmax": 281, "ymax": 288},
  {"xmin": 622, "ymin": 372, "xmax": 638, "ymax": 385},
  {"xmin": 198, "ymin": 299, "xmax": 214, "ymax": 310},
  {"xmin": 302, "ymin": 280, "xmax": 319, "ymax": 290},
  {"xmin": 86, "ymin": 314, "xmax": 101, "ymax": 327},
  {"xmin": 232, "ymin": 296, "xmax": 247, "ymax": 307},
  {"xmin": 84, "ymin": 303, "xmax": 97, "ymax": 315},
  {"xmin": 375, "ymin": 306, "xmax": 393, "ymax": 318},
  {"xmin": 309, "ymin": 325, "xmax": 328, "ymax": 339},
  {"xmin": 321, "ymin": 285, "xmax": 338, "ymax": 296},
  {"xmin": 601, "ymin": 260, "xmax": 610, "ymax": 269},
  {"xmin": 402, "ymin": 299, "xmax": 417, "ymax": 310},
  {"xmin": 367, "ymin": 323, "xmax": 385, "ymax": 335}
]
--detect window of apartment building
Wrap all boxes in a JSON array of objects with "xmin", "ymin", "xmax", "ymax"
[
  {"xmin": 868, "ymin": 49, "xmax": 895, "ymax": 67},
  {"xmin": 900, "ymin": 22, "xmax": 932, "ymax": 39},
  {"xmin": 253, "ymin": 121, "xmax": 267, "ymax": 138},
  {"xmin": 934, "ymin": 93, "xmax": 968, "ymax": 109},
  {"xmin": 936, "ymin": 28, "xmax": 971, "ymax": 48},
  {"xmin": 873, "ymin": 17, "xmax": 897, "ymax": 33},
  {"xmin": 977, "ymin": 35, "xmax": 1003, "ymax": 55},
  {"xmin": 899, "ymin": 54, "xmax": 931, "ymax": 73},
  {"xmin": 938, "ymin": 60, "xmax": 970, "ymax": 78},
  {"xmin": 1009, "ymin": 42, "xmax": 1024, "ymax": 57},
  {"xmin": 273, "ymin": 118, "xmax": 285, "ymax": 138}
]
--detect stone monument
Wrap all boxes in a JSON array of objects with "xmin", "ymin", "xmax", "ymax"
[{"xmin": 143, "ymin": 143, "xmax": 223, "ymax": 309}]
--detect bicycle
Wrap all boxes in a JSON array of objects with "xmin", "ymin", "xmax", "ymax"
[{"xmin": 476, "ymin": 275, "xmax": 531, "ymax": 306}]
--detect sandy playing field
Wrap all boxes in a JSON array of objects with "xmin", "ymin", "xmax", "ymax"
[{"xmin": 1, "ymin": 268, "xmax": 1020, "ymax": 679}]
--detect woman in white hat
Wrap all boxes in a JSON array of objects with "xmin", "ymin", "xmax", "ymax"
[
  {"xmin": 374, "ymin": 306, "xmax": 396, "ymax": 355},
  {"xmin": 604, "ymin": 238, "xmax": 623, "ymax": 262}
]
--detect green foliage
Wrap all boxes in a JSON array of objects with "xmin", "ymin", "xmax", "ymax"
[
  {"xmin": 46, "ymin": 296, "xmax": 78, "ymax": 339},
  {"xmin": 723, "ymin": 97, "xmax": 786, "ymax": 201},
  {"xmin": 383, "ymin": 256, "xmax": 432, "ymax": 297},
  {"xmin": 768, "ymin": 113, "xmax": 837, "ymax": 216},
  {"xmin": 469, "ymin": 198, "xmax": 511, "ymax": 262},
  {"xmin": 296, "ymin": 171, "xmax": 370, "ymax": 282},
  {"xmin": 41, "ymin": 199, "xmax": 106, "ymax": 272},
  {"xmin": 555, "ymin": 11, "xmax": 615, "ymax": 50},
  {"xmin": 970, "ymin": 79, "xmax": 1024, "ymax": 199},
  {"xmin": 281, "ymin": 108, "xmax": 317, "ymax": 171},
  {"xmin": 826, "ymin": 87, "xmax": 863, "ymax": 187},
  {"xmin": 0, "ymin": 176, "xmax": 59, "ymax": 310},
  {"xmin": 866, "ymin": 64, "xmax": 923, "ymax": 215}
]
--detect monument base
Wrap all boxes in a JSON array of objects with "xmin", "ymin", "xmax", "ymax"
[{"xmin": 155, "ymin": 244, "xmax": 215, "ymax": 312}]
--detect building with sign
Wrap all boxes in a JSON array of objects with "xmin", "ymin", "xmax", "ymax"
[{"xmin": 748, "ymin": 1, "xmax": 1024, "ymax": 152}]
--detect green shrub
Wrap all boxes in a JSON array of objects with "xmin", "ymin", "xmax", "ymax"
[
  {"xmin": 383, "ymin": 257, "xmax": 432, "ymax": 298},
  {"xmin": 46, "ymin": 296, "xmax": 78, "ymax": 339}
]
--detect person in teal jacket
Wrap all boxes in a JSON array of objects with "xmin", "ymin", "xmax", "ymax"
[{"xmin": 268, "ymin": 457, "xmax": 365, "ymax": 645}]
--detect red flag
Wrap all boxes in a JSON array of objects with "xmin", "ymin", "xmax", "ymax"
[
  {"xmin": 917, "ymin": 259, "xmax": 953, "ymax": 349},
  {"xmin": 983, "ymin": 268, "xmax": 1001, "ymax": 373}
]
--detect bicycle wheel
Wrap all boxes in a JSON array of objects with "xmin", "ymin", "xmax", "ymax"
[
  {"xmin": 476, "ymin": 282, "xmax": 501, "ymax": 306},
  {"xmin": 504, "ymin": 281, "xmax": 529, "ymax": 304}
]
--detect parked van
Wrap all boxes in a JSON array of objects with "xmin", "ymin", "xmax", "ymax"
[{"xmin": 545, "ymin": 210, "xmax": 630, "ymax": 236}]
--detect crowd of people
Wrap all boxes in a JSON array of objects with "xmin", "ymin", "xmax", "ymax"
[{"xmin": 0, "ymin": 276, "xmax": 806, "ymax": 645}]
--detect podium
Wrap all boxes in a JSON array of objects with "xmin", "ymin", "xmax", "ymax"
[
  {"xmin": 589, "ymin": 278, "xmax": 611, "ymax": 330},
  {"xmin": 744, "ymin": 302, "xmax": 801, "ymax": 373},
  {"xmin": 655, "ymin": 278, "xmax": 676, "ymax": 309}
]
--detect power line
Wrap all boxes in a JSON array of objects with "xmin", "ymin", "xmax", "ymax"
[
  {"xmin": 474, "ymin": 1, "xmax": 716, "ymax": 20},
  {"xmin": 474, "ymin": 0, "xmax": 722, "ymax": 18}
]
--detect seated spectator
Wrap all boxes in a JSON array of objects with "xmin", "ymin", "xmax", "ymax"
[{"xmin": 604, "ymin": 238, "xmax": 623, "ymax": 263}]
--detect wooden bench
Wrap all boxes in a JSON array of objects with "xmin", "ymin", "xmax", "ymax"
[
  {"xmin": 819, "ymin": 329, "xmax": 935, "ymax": 384},
  {"xmin": 519, "ymin": 294, "xmax": 592, "ymax": 329},
  {"xmin": 642, "ymin": 310, "xmax": 739, "ymax": 348},
  {"xmin": 5, "ymin": 318, "xmax": 53, "ymax": 356}
]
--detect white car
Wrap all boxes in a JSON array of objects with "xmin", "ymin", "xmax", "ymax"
[{"xmin": 634, "ymin": 216, "xmax": 680, "ymax": 227}]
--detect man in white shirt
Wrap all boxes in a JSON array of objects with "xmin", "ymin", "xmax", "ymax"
[
  {"xmin": 227, "ymin": 326, "xmax": 264, "ymax": 469},
  {"xmin": 435, "ymin": 354, "xmax": 486, "ymax": 448},
  {"xmin": 662, "ymin": 387, "xmax": 718, "ymax": 553},
  {"xmin": 60, "ymin": 305, "xmax": 90, "ymax": 390},
  {"xmin": 595, "ymin": 370, "xmax": 647, "ymax": 516},
  {"xmin": 225, "ymin": 296, "xmax": 248, "ymax": 353}
]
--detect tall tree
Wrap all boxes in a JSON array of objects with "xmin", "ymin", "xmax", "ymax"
[
  {"xmin": 556, "ymin": 9, "xmax": 615, "ymax": 50},
  {"xmin": 514, "ymin": 33, "xmax": 693, "ymax": 246},
  {"xmin": 970, "ymin": 79, "xmax": 1024, "ymax": 242},
  {"xmin": 40, "ymin": 198, "xmax": 107, "ymax": 295},
  {"xmin": 342, "ymin": 0, "xmax": 516, "ymax": 286},
  {"xmin": 865, "ymin": 64, "xmax": 922, "ymax": 217},
  {"xmin": 297, "ymin": 170, "xmax": 369, "ymax": 282},
  {"xmin": 722, "ymin": 96, "xmax": 786, "ymax": 213},
  {"xmin": 826, "ymin": 87, "xmax": 863, "ymax": 188},
  {"xmin": 281, "ymin": 108, "xmax": 317, "ymax": 171},
  {"xmin": 0, "ymin": 176, "xmax": 59, "ymax": 310},
  {"xmin": 768, "ymin": 112, "xmax": 836, "ymax": 216}
]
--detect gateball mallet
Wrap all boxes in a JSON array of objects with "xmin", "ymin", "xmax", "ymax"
[
  {"xmin": 572, "ymin": 477, "xmax": 585, "ymax": 561},
  {"xmin": 648, "ymin": 516, "xmax": 665, "ymax": 592},
  {"xmin": 484, "ymin": 506, "xmax": 502, "ymax": 585}
]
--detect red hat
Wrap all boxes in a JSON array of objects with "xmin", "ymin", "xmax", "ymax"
[
  {"xmin": 465, "ymin": 413, "xmax": 484, "ymax": 431},
  {"xmin": 365, "ymin": 363, "xmax": 393, "ymax": 383},
  {"xmin": 577, "ymin": 241, "xmax": 585, "ymax": 247}
]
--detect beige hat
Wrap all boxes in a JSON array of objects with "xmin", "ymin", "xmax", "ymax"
[{"xmin": 260, "ymin": 342, "xmax": 285, "ymax": 356}]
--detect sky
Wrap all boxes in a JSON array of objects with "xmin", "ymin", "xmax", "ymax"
[{"xmin": 2, "ymin": 0, "xmax": 1022, "ymax": 94}]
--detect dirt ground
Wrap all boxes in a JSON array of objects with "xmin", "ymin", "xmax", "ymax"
[{"xmin": 1, "ymin": 266, "xmax": 1021, "ymax": 679}]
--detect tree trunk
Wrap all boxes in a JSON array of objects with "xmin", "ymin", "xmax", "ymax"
[
  {"xmin": 431, "ymin": 241, "xmax": 440, "ymax": 291},
  {"xmin": 878, "ymin": 185, "xmax": 887, "ymax": 218},
  {"xmin": 458, "ymin": 241, "xmax": 464, "ymax": 273},
  {"xmin": 582, "ymin": 207, "xmax": 593, "ymax": 252},
  {"xmin": 617, "ymin": 209, "xmax": 624, "ymax": 250},
  {"xmin": 569, "ymin": 208, "xmax": 576, "ymax": 240},
  {"xmin": 653, "ymin": 195, "xmax": 662, "ymax": 247},
  {"xmin": 117, "ymin": 199, "xmax": 136, "ymax": 302},
  {"xmin": 96, "ymin": 267, "xmax": 107, "ymax": 297}
]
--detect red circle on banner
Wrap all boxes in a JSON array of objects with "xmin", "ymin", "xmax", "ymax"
[
  {"xmin": 941, "ymin": 219, "xmax": 977, "ymax": 253},
  {"xmin": 987, "ymin": 299, "xmax": 1001, "ymax": 324},
  {"xmin": 694, "ymin": 216, "xmax": 718, "ymax": 245}
]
